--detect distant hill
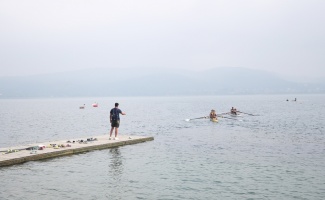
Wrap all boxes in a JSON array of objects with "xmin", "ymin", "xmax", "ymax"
[{"xmin": 0, "ymin": 67, "xmax": 324, "ymax": 98}]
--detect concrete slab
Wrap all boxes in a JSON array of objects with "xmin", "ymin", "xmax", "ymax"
[{"xmin": 0, "ymin": 135, "xmax": 154, "ymax": 167}]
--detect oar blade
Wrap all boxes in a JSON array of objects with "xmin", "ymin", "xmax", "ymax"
[
  {"xmin": 185, "ymin": 116, "xmax": 208, "ymax": 121},
  {"xmin": 238, "ymin": 111, "xmax": 258, "ymax": 116}
]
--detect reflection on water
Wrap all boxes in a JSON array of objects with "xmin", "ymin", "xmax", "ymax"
[
  {"xmin": 109, "ymin": 148, "xmax": 123, "ymax": 178},
  {"xmin": 104, "ymin": 148, "xmax": 124, "ymax": 200}
]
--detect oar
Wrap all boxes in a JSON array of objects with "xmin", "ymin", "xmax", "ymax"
[
  {"xmin": 220, "ymin": 115, "xmax": 243, "ymax": 122},
  {"xmin": 237, "ymin": 111, "xmax": 258, "ymax": 116},
  {"xmin": 219, "ymin": 112, "xmax": 230, "ymax": 115},
  {"xmin": 217, "ymin": 115, "xmax": 238, "ymax": 120},
  {"xmin": 185, "ymin": 116, "xmax": 208, "ymax": 121}
]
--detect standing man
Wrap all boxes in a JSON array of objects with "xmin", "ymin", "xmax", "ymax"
[{"xmin": 109, "ymin": 103, "xmax": 126, "ymax": 140}]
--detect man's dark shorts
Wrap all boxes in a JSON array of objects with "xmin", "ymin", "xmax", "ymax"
[{"xmin": 111, "ymin": 120, "xmax": 120, "ymax": 128}]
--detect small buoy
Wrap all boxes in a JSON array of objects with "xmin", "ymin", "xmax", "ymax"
[{"xmin": 92, "ymin": 103, "xmax": 98, "ymax": 107}]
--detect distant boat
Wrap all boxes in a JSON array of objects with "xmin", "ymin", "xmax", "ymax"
[
  {"xmin": 80, "ymin": 104, "xmax": 85, "ymax": 109},
  {"xmin": 92, "ymin": 103, "xmax": 98, "ymax": 107},
  {"xmin": 230, "ymin": 112, "xmax": 241, "ymax": 117}
]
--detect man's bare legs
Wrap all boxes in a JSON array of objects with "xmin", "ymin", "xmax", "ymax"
[{"xmin": 109, "ymin": 127, "xmax": 119, "ymax": 140}]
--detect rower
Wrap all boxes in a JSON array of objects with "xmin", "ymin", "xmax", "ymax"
[
  {"xmin": 230, "ymin": 107, "xmax": 237, "ymax": 115},
  {"xmin": 210, "ymin": 109, "xmax": 217, "ymax": 120}
]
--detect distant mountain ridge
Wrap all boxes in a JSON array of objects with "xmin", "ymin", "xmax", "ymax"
[{"xmin": 0, "ymin": 67, "xmax": 324, "ymax": 98}]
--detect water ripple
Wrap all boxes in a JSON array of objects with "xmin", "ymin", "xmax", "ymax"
[{"xmin": 0, "ymin": 95, "xmax": 325, "ymax": 199}]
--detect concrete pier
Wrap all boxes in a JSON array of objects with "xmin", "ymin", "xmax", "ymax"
[{"xmin": 0, "ymin": 135, "xmax": 154, "ymax": 167}]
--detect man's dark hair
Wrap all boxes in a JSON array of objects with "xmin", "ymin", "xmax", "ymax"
[{"xmin": 115, "ymin": 103, "xmax": 119, "ymax": 107}]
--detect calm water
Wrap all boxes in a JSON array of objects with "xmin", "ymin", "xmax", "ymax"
[{"xmin": 0, "ymin": 95, "xmax": 324, "ymax": 200}]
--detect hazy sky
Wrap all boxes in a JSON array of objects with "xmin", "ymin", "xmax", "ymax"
[{"xmin": 0, "ymin": 0, "xmax": 324, "ymax": 80}]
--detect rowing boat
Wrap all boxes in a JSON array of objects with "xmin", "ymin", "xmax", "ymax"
[
  {"xmin": 210, "ymin": 118, "xmax": 218, "ymax": 122},
  {"xmin": 229, "ymin": 113, "xmax": 241, "ymax": 117}
]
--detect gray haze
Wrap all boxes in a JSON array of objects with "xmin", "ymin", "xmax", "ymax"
[
  {"xmin": 0, "ymin": 67, "xmax": 324, "ymax": 98},
  {"xmin": 0, "ymin": 0, "xmax": 325, "ymax": 81}
]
